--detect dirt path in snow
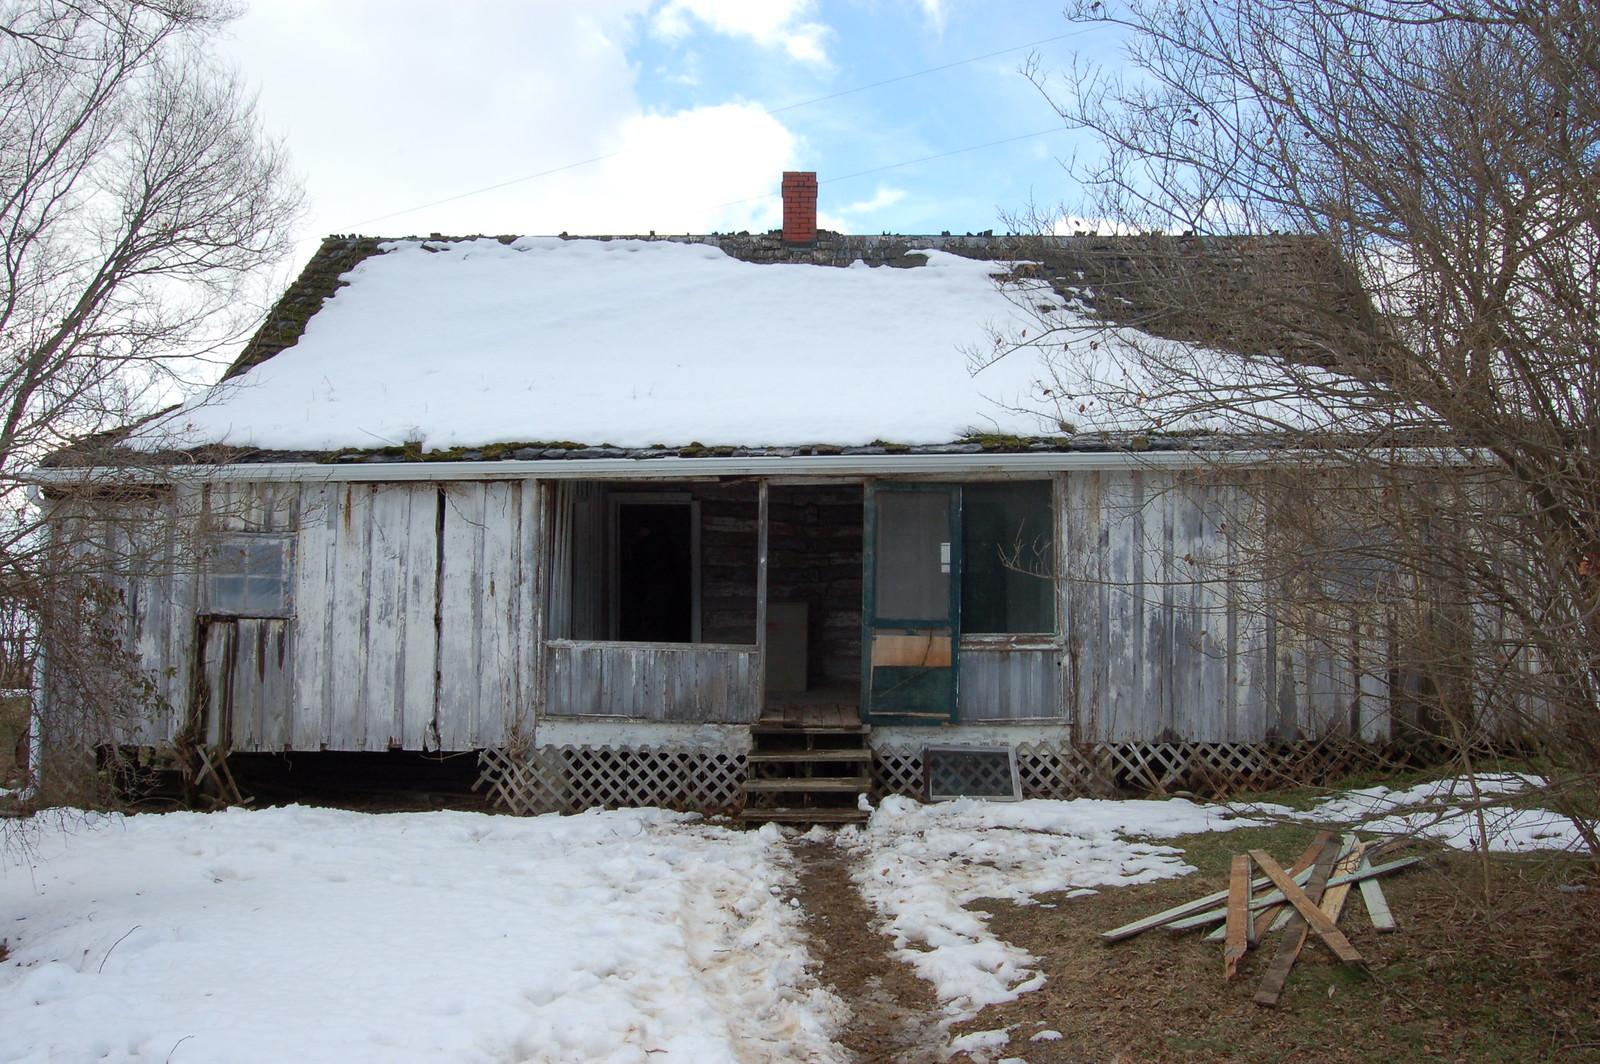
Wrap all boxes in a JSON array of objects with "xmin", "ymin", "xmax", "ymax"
[{"xmin": 790, "ymin": 841, "xmax": 952, "ymax": 1064}]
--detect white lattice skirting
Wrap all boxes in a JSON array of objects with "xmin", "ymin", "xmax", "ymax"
[
  {"xmin": 873, "ymin": 737, "xmax": 1396, "ymax": 801},
  {"xmin": 477, "ymin": 744, "xmax": 747, "ymax": 816},
  {"xmin": 478, "ymin": 737, "xmax": 1394, "ymax": 815}
]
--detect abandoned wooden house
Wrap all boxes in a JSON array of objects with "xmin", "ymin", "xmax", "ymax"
[{"xmin": 33, "ymin": 173, "xmax": 1402, "ymax": 820}]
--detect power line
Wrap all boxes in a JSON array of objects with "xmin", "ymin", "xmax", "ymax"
[
  {"xmin": 353, "ymin": 29, "xmax": 1084, "ymax": 227},
  {"xmin": 764, "ymin": 30, "xmax": 1084, "ymax": 115},
  {"xmin": 356, "ymin": 152, "xmax": 623, "ymax": 227},
  {"xmin": 705, "ymin": 126, "xmax": 1071, "ymax": 211}
]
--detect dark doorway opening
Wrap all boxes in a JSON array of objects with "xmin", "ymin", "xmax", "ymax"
[
  {"xmin": 617, "ymin": 502, "xmax": 694, "ymax": 642},
  {"xmin": 764, "ymin": 483, "xmax": 865, "ymax": 717}
]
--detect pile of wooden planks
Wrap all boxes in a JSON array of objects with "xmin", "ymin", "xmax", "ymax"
[{"xmin": 1101, "ymin": 832, "xmax": 1417, "ymax": 1007}]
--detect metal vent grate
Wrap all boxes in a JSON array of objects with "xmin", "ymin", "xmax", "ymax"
[{"xmin": 923, "ymin": 744, "xmax": 1021, "ymax": 802}]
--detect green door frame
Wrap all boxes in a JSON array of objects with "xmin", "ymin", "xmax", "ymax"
[{"xmin": 861, "ymin": 481, "xmax": 961, "ymax": 725}]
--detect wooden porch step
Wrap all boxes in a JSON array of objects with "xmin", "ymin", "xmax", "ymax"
[
  {"xmin": 744, "ymin": 776, "xmax": 870, "ymax": 793},
  {"xmin": 738, "ymin": 808, "xmax": 868, "ymax": 824},
  {"xmin": 751, "ymin": 724, "xmax": 871, "ymax": 737},
  {"xmin": 747, "ymin": 749, "xmax": 871, "ymax": 764}
]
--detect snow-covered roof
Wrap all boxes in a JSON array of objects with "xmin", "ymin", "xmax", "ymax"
[
  {"xmin": 124, "ymin": 230, "xmax": 1367, "ymax": 461},
  {"xmin": 137, "ymin": 236, "xmax": 1084, "ymax": 453}
]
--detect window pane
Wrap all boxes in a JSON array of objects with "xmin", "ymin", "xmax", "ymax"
[
  {"xmin": 208, "ymin": 574, "xmax": 246, "ymax": 612},
  {"xmin": 247, "ymin": 538, "xmax": 284, "ymax": 579},
  {"xmin": 875, "ymin": 491, "xmax": 950, "ymax": 621},
  {"xmin": 207, "ymin": 534, "xmax": 292, "ymax": 617},
  {"xmin": 961, "ymin": 482, "xmax": 1054, "ymax": 634}
]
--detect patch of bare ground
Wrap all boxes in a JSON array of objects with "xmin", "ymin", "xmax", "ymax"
[
  {"xmin": 945, "ymin": 825, "xmax": 1600, "ymax": 1064},
  {"xmin": 791, "ymin": 840, "xmax": 956, "ymax": 1063}
]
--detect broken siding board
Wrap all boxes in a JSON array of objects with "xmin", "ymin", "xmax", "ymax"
[
  {"xmin": 437, "ymin": 484, "xmax": 488, "ymax": 750},
  {"xmin": 292, "ymin": 485, "xmax": 335, "ymax": 750},
  {"xmin": 1357, "ymin": 617, "xmax": 1392, "ymax": 742},
  {"xmin": 1169, "ymin": 481, "xmax": 1206, "ymax": 740},
  {"xmin": 1193, "ymin": 483, "xmax": 1232, "ymax": 743},
  {"xmin": 1102, "ymin": 471, "xmax": 1143, "ymax": 741},
  {"xmin": 476, "ymin": 482, "xmax": 521, "ymax": 746},
  {"xmin": 258, "ymin": 619, "xmax": 295, "ymax": 751},
  {"xmin": 328, "ymin": 485, "xmax": 375, "ymax": 750},
  {"xmin": 401, "ymin": 486, "xmax": 442, "ymax": 750},
  {"xmin": 517, "ymin": 480, "xmax": 543, "ymax": 741},
  {"xmin": 363, "ymin": 488, "xmax": 410, "ymax": 750},
  {"xmin": 200, "ymin": 621, "xmax": 234, "ymax": 747},
  {"xmin": 125, "ymin": 506, "xmax": 175, "ymax": 744},
  {"xmin": 1053, "ymin": 473, "xmax": 1072, "ymax": 728},
  {"xmin": 1305, "ymin": 628, "xmax": 1346, "ymax": 738},
  {"xmin": 1075, "ymin": 474, "xmax": 1110, "ymax": 740},
  {"xmin": 1231, "ymin": 493, "xmax": 1273, "ymax": 743},
  {"xmin": 162, "ymin": 486, "xmax": 202, "ymax": 743},
  {"xmin": 1153, "ymin": 475, "xmax": 1177, "ymax": 738},
  {"xmin": 231, "ymin": 616, "xmax": 261, "ymax": 748}
]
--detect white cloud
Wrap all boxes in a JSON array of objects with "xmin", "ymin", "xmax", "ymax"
[
  {"xmin": 651, "ymin": 0, "xmax": 830, "ymax": 65},
  {"xmin": 819, "ymin": 184, "xmax": 908, "ymax": 231},
  {"xmin": 586, "ymin": 103, "xmax": 799, "ymax": 233},
  {"xmin": 917, "ymin": 0, "xmax": 947, "ymax": 34},
  {"xmin": 839, "ymin": 185, "xmax": 908, "ymax": 216},
  {"xmin": 220, "ymin": 1, "xmax": 802, "ymax": 266}
]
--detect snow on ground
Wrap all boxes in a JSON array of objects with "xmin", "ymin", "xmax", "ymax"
[
  {"xmin": 836, "ymin": 794, "xmax": 1278, "ymax": 1024},
  {"xmin": 0, "ymin": 805, "xmax": 845, "ymax": 1064},
  {"xmin": 839, "ymin": 775, "xmax": 1591, "ymax": 1039},
  {"xmin": 1298, "ymin": 773, "xmax": 1590, "ymax": 853},
  {"xmin": 1304, "ymin": 772, "xmax": 1542, "ymax": 823}
]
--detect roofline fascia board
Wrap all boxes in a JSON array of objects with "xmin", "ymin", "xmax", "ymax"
[{"xmin": 26, "ymin": 449, "xmax": 1294, "ymax": 485}]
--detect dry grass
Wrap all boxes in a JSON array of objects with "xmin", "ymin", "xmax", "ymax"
[{"xmin": 949, "ymin": 822, "xmax": 1600, "ymax": 1063}]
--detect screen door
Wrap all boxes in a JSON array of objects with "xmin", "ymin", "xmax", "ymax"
[{"xmin": 863, "ymin": 483, "xmax": 960, "ymax": 723}]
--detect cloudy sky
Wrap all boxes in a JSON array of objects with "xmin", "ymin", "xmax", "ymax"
[{"xmin": 220, "ymin": 1, "xmax": 1120, "ymax": 271}]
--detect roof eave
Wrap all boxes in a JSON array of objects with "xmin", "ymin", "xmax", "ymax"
[{"xmin": 27, "ymin": 449, "xmax": 1267, "ymax": 486}]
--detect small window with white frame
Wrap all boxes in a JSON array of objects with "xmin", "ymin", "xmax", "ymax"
[{"xmin": 206, "ymin": 533, "xmax": 294, "ymax": 617}]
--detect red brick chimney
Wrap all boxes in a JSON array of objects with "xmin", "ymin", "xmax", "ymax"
[{"xmin": 782, "ymin": 171, "xmax": 817, "ymax": 245}]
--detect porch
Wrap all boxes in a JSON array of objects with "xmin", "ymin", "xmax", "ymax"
[{"xmin": 537, "ymin": 476, "xmax": 1064, "ymax": 730}]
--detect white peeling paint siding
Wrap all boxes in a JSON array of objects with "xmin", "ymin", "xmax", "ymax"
[
  {"xmin": 289, "ymin": 483, "xmax": 446, "ymax": 751},
  {"xmin": 1061, "ymin": 469, "xmax": 1388, "ymax": 744},
  {"xmin": 435, "ymin": 481, "xmax": 539, "ymax": 749},
  {"xmin": 78, "ymin": 468, "xmax": 1399, "ymax": 752}
]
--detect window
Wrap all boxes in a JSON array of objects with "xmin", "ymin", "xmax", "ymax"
[
  {"xmin": 206, "ymin": 534, "xmax": 293, "ymax": 617},
  {"xmin": 961, "ymin": 482, "xmax": 1055, "ymax": 634},
  {"xmin": 613, "ymin": 499, "xmax": 698, "ymax": 642}
]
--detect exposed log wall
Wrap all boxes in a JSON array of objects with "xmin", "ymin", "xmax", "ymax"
[{"xmin": 767, "ymin": 485, "xmax": 864, "ymax": 686}]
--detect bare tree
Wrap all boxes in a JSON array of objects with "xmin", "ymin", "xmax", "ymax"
[
  {"xmin": 1006, "ymin": 2, "xmax": 1598, "ymax": 854},
  {"xmin": 1, "ymin": 0, "xmax": 300, "ymax": 805}
]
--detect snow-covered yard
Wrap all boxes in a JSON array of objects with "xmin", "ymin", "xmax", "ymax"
[
  {"xmin": 1, "ymin": 777, "xmax": 1588, "ymax": 1063},
  {"xmin": 838, "ymin": 777, "xmax": 1590, "ymax": 1053},
  {"xmin": 0, "ymin": 806, "xmax": 844, "ymax": 1064}
]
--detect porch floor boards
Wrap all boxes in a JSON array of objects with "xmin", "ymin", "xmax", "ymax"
[
  {"xmin": 741, "ymin": 693, "xmax": 872, "ymax": 825},
  {"xmin": 757, "ymin": 691, "xmax": 861, "ymax": 731}
]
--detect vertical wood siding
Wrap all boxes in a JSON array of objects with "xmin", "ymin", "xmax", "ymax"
[
  {"xmin": 201, "ymin": 618, "xmax": 295, "ymax": 749},
  {"xmin": 291, "ymin": 482, "xmax": 451, "ymax": 750},
  {"xmin": 543, "ymin": 640, "xmax": 761, "ymax": 722},
  {"xmin": 88, "ymin": 469, "xmax": 1401, "ymax": 753},
  {"xmin": 1062, "ymin": 470, "xmax": 1388, "ymax": 744},
  {"xmin": 436, "ymin": 481, "xmax": 539, "ymax": 749},
  {"xmin": 958, "ymin": 643, "xmax": 1062, "ymax": 721}
]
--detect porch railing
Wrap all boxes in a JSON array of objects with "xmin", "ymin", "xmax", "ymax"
[{"xmin": 543, "ymin": 639, "xmax": 761, "ymax": 723}]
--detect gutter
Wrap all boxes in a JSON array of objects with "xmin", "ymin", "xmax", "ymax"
[{"xmin": 26, "ymin": 449, "xmax": 1282, "ymax": 485}]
